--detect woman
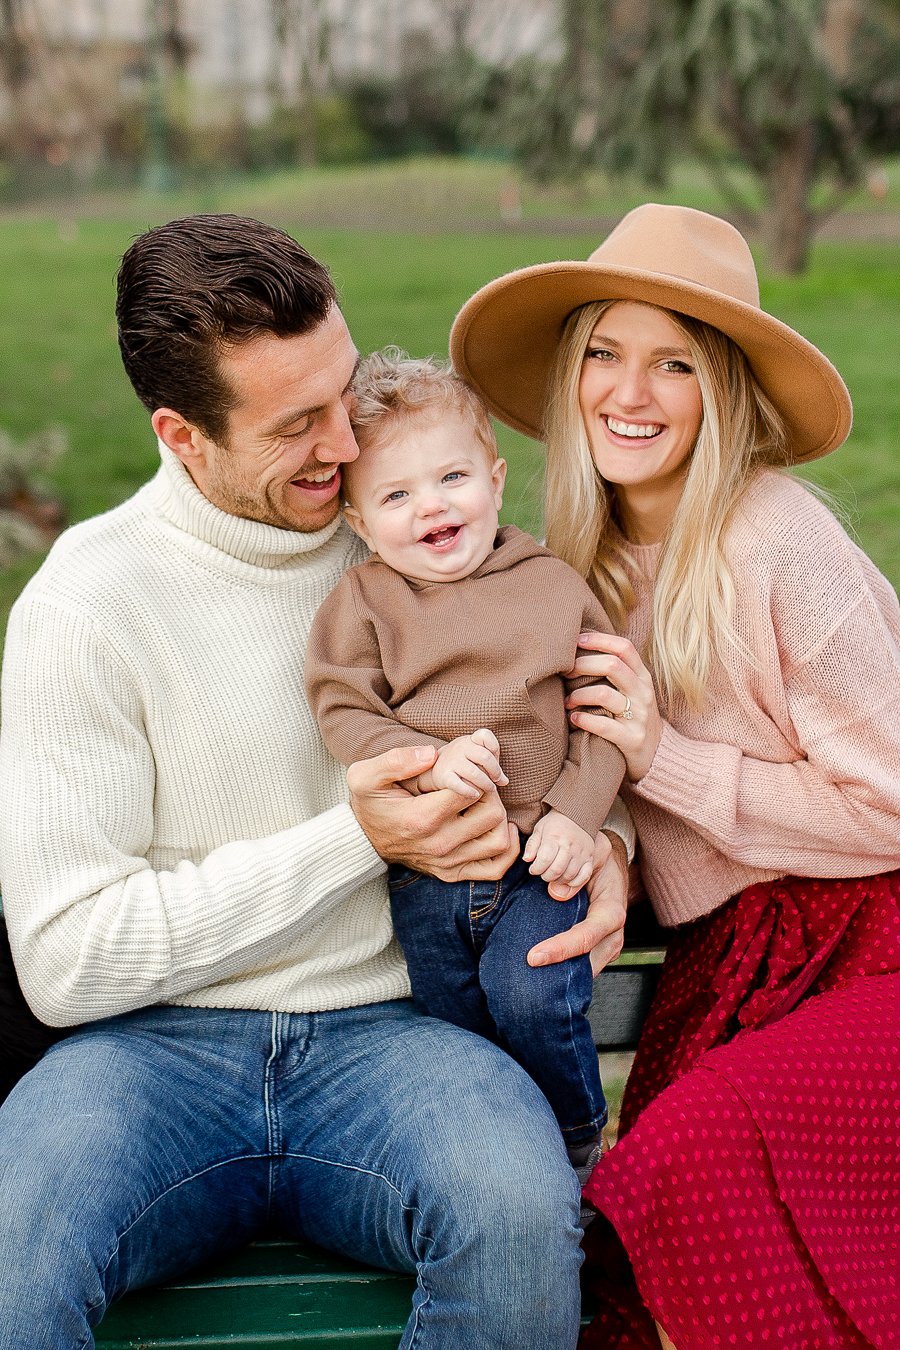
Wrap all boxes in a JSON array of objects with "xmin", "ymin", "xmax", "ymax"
[{"xmin": 450, "ymin": 204, "xmax": 900, "ymax": 1348}]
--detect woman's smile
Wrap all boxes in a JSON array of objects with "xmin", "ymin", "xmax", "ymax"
[{"xmin": 603, "ymin": 416, "xmax": 665, "ymax": 441}]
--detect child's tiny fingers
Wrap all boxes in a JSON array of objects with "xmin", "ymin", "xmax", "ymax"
[
  {"xmin": 527, "ymin": 843, "xmax": 553, "ymax": 877},
  {"xmin": 568, "ymin": 860, "xmax": 593, "ymax": 892},
  {"xmin": 539, "ymin": 849, "xmax": 570, "ymax": 882},
  {"xmin": 561, "ymin": 848, "xmax": 592, "ymax": 880},
  {"xmin": 468, "ymin": 745, "xmax": 505, "ymax": 779}
]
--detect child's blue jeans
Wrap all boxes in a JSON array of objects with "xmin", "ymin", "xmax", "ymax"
[{"xmin": 388, "ymin": 846, "xmax": 607, "ymax": 1147}]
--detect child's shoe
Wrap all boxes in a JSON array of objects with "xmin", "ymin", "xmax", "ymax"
[{"xmin": 567, "ymin": 1134, "xmax": 605, "ymax": 1230}]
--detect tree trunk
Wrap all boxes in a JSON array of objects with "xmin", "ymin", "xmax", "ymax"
[
  {"xmin": 821, "ymin": 0, "xmax": 865, "ymax": 81},
  {"xmin": 763, "ymin": 125, "xmax": 818, "ymax": 274},
  {"xmin": 0, "ymin": 0, "xmax": 29, "ymax": 92},
  {"xmin": 561, "ymin": 0, "xmax": 606, "ymax": 151},
  {"xmin": 269, "ymin": 0, "xmax": 326, "ymax": 170}
]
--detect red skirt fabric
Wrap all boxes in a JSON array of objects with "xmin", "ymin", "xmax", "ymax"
[{"xmin": 581, "ymin": 871, "xmax": 900, "ymax": 1349}]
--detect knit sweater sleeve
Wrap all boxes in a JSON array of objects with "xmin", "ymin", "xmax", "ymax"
[
  {"xmin": 632, "ymin": 508, "xmax": 900, "ymax": 874},
  {"xmin": 0, "ymin": 597, "xmax": 385, "ymax": 1027},
  {"xmin": 305, "ymin": 570, "xmax": 446, "ymax": 764}
]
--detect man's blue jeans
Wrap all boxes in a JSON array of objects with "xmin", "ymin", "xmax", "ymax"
[
  {"xmin": 389, "ymin": 850, "xmax": 607, "ymax": 1149},
  {"xmin": 0, "ymin": 1000, "xmax": 583, "ymax": 1349}
]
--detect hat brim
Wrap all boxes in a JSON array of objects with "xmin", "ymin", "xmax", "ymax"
[{"xmin": 450, "ymin": 261, "xmax": 852, "ymax": 463}]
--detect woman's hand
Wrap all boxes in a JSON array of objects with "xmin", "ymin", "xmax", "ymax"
[{"xmin": 567, "ymin": 631, "xmax": 663, "ymax": 782}]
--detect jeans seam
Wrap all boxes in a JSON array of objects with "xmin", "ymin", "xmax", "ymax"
[
  {"xmin": 282, "ymin": 1152, "xmax": 421, "ymax": 1207},
  {"xmin": 95, "ymin": 1153, "xmax": 274, "ymax": 1308},
  {"xmin": 403, "ymin": 1257, "xmax": 433, "ymax": 1348},
  {"xmin": 469, "ymin": 878, "xmax": 503, "ymax": 930},
  {"xmin": 557, "ymin": 942, "xmax": 608, "ymax": 1138},
  {"xmin": 279, "ymin": 1152, "xmax": 436, "ymax": 1348},
  {"xmin": 264, "ymin": 1011, "xmax": 282, "ymax": 1216},
  {"xmin": 94, "ymin": 1152, "xmax": 417, "ymax": 1330},
  {"xmin": 282, "ymin": 1151, "xmax": 433, "ymax": 1245}
]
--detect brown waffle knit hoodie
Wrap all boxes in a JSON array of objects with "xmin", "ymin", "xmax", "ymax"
[{"xmin": 306, "ymin": 525, "xmax": 625, "ymax": 837}]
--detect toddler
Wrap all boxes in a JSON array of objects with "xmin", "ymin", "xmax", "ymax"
[{"xmin": 305, "ymin": 350, "xmax": 626, "ymax": 1188}]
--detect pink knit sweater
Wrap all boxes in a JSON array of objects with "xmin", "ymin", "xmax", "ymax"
[{"xmin": 620, "ymin": 470, "xmax": 900, "ymax": 927}]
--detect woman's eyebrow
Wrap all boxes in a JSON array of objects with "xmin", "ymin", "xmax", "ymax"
[
  {"xmin": 587, "ymin": 333, "xmax": 692, "ymax": 360},
  {"xmin": 651, "ymin": 346, "xmax": 693, "ymax": 360}
]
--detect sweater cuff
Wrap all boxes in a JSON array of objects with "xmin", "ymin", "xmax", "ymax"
[
  {"xmin": 632, "ymin": 722, "xmax": 738, "ymax": 817},
  {"xmin": 600, "ymin": 796, "xmax": 636, "ymax": 863},
  {"xmin": 325, "ymin": 802, "xmax": 388, "ymax": 881}
]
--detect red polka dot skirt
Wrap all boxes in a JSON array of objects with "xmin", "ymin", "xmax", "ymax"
[{"xmin": 581, "ymin": 871, "xmax": 900, "ymax": 1348}]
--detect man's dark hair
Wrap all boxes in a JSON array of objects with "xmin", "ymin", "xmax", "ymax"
[{"xmin": 116, "ymin": 214, "xmax": 337, "ymax": 443}]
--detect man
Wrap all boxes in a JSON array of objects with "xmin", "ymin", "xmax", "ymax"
[{"xmin": 0, "ymin": 215, "xmax": 628, "ymax": 1348}]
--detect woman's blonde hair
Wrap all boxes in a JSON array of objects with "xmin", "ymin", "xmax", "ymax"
[{"xmin": 544, "ymin": 302, "xmax": 787, "ymax": 709}]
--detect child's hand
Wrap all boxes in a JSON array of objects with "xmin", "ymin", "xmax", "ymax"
[
  {"xmin": 523, "ymin": 810, "xmax": 594, "ymax": 899},
  {"xmin": 424, "ymin": 729, "xmax": 509, "ymax": 800}
]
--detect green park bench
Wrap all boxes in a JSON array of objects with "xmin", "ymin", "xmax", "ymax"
[{"xmin": 91, "ymin": 903, "xmax": 665, "ymax": 1349}]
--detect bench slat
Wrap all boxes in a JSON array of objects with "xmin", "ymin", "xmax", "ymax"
[
  {"xmin": 95, "ymin": 1240, "xmax": 415, "ymax": 1347},
  {"xmin": 95, "ymin": 1239, "xmax": 598, "ymax": 1348},
  {"xmin": 589, "ymin": 961, "xmax": 662, "ymax": 1051}
]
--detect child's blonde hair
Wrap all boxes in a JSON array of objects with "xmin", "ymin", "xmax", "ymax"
[
  {"xmin": 350, "ymin": 347, "xmax": 498, "ymax": 466},
  {"xmin": 543, "ymin": 302, "xmax": 787, "ymax": 711}
]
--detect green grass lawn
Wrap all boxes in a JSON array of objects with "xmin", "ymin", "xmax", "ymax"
[
  {"xmin": 58, "ymin": 152, "xmax": 900, "ymax": 230},
  {"xmin": 0, "ymin": 162, "xmax": 898, "ymax": 639}
]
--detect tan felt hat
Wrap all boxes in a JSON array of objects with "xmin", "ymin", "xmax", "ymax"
[{"xmin": 450, "ymin": 203, "xmax": 852, "ymax": 463}]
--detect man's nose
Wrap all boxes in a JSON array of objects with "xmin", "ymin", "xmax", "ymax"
[{"xmin": 318, "ymin": 402, "xmax": 359, "ymax": 464}]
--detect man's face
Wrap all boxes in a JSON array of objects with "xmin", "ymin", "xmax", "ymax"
[{"xmin": 190, "ymin": 307, "xmax": 361, "ymax": 533}]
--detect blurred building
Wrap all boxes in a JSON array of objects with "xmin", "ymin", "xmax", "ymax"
[{"xmin": 9, "ymin": 0, "xmax": 560, "ymax": 126}]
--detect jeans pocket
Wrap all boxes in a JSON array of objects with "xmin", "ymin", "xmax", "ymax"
[{"xmin": 387, "ymin": 865, "xmax": 422, "ymax": 892}]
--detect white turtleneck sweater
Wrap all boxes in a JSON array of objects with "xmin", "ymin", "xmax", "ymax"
[{"xmin": 0, "ymin": 447, "xmax": 411, "ymax": 1027}]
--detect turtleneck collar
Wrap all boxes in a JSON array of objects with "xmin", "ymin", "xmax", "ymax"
[{"xmin": 144, "ymin": 441, "xmax": 344, "ymax": 569}]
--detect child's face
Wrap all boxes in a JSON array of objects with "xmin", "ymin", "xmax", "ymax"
[{"xmin": 343, "ymin": 410, "xmax": 507, "ymax": 584}]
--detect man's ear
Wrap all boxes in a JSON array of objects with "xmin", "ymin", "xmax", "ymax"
[
  {"xmin": 492, "ymin": 457, "xmax": 508, "ymax": 510},
  {"xmin": 342, "ymin": 503, "xmax": 375, "ymax": 551},
  {"xmin": 151, "ymin": 408, "xmax": 213, "ymax": 470}
]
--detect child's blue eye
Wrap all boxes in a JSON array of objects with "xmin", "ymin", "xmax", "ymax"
[
  {"xmin": 443, "ymin": 471, "xmax": 464, "ymax": 483},
  {"xmin": 385, "ymin": 490, "xmax": 407, "ymax": 503}
]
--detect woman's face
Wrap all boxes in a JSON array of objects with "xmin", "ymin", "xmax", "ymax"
[{"xmin": 578, "ymin": 301, "xmax": 703, "ymax": 540}]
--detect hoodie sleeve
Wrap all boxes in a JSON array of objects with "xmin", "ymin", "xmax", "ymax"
[
  {"xmin": 540, "ymin": 581, "xmax": 627, "ymax": 836},
  {"xmin": 305, "ymin": 570, "xmax": 447, "ymax": 764}
]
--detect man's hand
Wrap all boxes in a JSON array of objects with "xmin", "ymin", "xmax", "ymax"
[
  {"xmin": 522, "ymin": 809, "xmax": 594, "ymax": 899},
  {"xmin": 527, "ymin": 829, "xmax": 628, "ymax": 974},
  {"xmin": 348, "ymin": 745, "xmax": 519, "ymax": 883}
]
